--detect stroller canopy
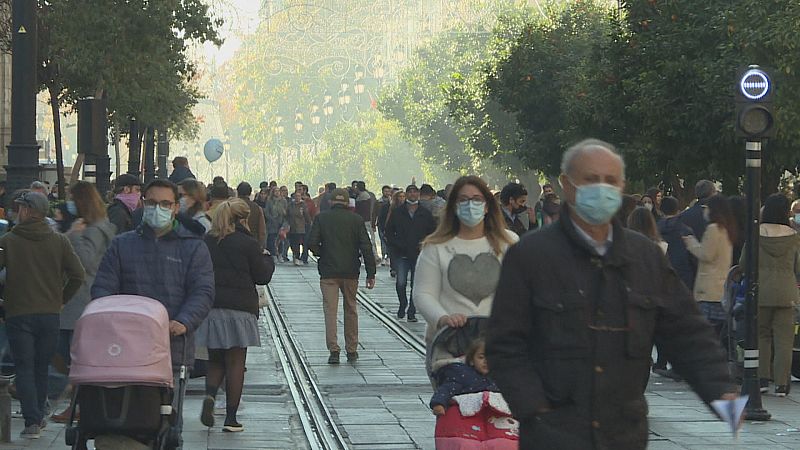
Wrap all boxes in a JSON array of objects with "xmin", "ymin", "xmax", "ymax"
[
  {"xmin": 70, "ymin": 295, "xmax": 173, "ymax": 388},
  {"xmin": 426, "ymin": 316, "xmax": 489, "ymax": 387}
]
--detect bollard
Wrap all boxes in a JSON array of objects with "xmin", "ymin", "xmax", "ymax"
[{"xmin": 0, "ymin": 375, "xmax": 11, "ymax": 442}]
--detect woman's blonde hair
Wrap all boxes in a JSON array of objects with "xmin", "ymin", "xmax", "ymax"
[
  {"xmin": 424, "ymin": 176, "xmax": 514, "ymax": 255},
  {"xmin": 209, "ymin": 198, "xmax": 250, "ymax": 241}
]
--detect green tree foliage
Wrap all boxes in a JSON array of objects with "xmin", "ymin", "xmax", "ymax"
[
  {"xmin": 40, "ymin": 0, "xmax": 222, "ymax": 136},
  {"xmin": 448, "ymin": 3, "xmax": 613, "ymax": 178},
  {"xmin": 380, "ymin": 27, "xmax": 491, "ymax": 173},
  {"xmin": 441, "ymin": 0, "xmax": 800, "ymax": 195},
  {"xmin": 282, "ymin": 112, "xmax": 449, "ymax": 189}
]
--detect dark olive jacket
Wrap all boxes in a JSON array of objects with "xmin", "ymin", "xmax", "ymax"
[
  {"xmin": 308, "ymin": 205, "xmax": 376, "ymax": 280},
  {"xmin": 487, "ymin": 206, "xmax": 733, "ymax": 450}
]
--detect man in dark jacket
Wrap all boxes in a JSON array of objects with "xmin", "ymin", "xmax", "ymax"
[
  {"xmin": 308, "ymin": 188, "xmax": 376, "ymax": 364},
  {"xmin": 167, "ymin": 156, "xmax": 196, "ymax": 184},
  {"xmin": 487, "ymin": 139, "xmax": 736, "ymax": 450},
  {"xmin": 384, "ymin": 184, "xmax": 436, "ymax": 322},
  {"xmin": 318, "ymin": 182, "xmax": 336, "ymax": 213},
  {"xmin": 92, "ymin": 179, "xmax": 214, "ymax": 424},
  {"xmin": 0, "ymin": 192, "xmax": 85, "ymax": 438},
  {"xmin": 107, "ymin": 174, "xmax": 142, "ymax": 235},
  {"xmin": 236, "ymin": 182, "xmax": 267, "ymax": 248},
  {"xmin": 500, "ymin": 182, "xmax": 529, "ymax": 236},
  {"xmin": 679, "ymin": 179, "xmax": 717, "ymax": 240}
]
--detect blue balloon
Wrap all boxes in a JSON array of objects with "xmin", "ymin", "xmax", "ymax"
[{"xmin": 204, "ymin": 138, "xmax": 224, "ymax": 162}]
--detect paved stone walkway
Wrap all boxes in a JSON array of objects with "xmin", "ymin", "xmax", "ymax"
[{"xmin": 4, "ymin": 260, "xmax": 799, "ymax": 449}]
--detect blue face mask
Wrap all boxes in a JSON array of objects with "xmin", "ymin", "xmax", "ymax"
[
  {"xmin": 457, "ymin": 200, "xmax": 486, "ymax": 227},
  {"xmin": 143, "ymin": 205, "xmax": 174, "ymax": 231},
  {"xmin": 66, "ymin": 200, "xmax": 78, "ymax": 217},
  {"xmin": 569, "ymin": 178, "xmax": 622, "ymax": 225},
  {"xmin": 794, "ymin": 214, "xmax": 800, "ymax": 224}
]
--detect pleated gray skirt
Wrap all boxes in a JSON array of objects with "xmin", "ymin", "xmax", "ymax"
[{"xmin": 196, "ymin": 308, "xmax": 261, "ymax": 349}]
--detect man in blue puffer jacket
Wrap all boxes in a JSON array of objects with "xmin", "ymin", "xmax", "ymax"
[{"xmin": 92, "ymin": 179, "xmax": 215, "ymax": 370}]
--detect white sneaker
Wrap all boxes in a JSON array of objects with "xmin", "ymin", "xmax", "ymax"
[
  {"xmin": 293, "ymin": 259, "xmax": 301, "ymax": 266},
  {"xmin": 214, "ymin": 397, "xmax": 226, "ymax": 416}
]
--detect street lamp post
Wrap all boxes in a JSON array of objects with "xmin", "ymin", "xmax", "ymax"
[
  {"xmin": 143, "ymin": 127, "xmax": 156, "ymax": 183},
  {"xmin": 128, "ymin": 118, "xmax": 141, "ymax": 178},
  {"xmin": 156, "ymin": 129, "xmax": 169, "ymax": 179},
  {"xmin": 6, "ymin": 0, "xmax": 41, "ymax": 197},
  {"xmin": 274, "ymin": 116, "xmax": 284, "ymax": 181}
]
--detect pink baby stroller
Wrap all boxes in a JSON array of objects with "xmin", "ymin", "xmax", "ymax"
[
  {"xmin": 426, "ymin": 317, "xmax": 519, "ymax": 450},
  {"xmin": 64, "ymin": 295, "xmax": 186, "ymax": 450}
]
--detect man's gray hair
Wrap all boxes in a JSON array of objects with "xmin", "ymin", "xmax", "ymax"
[
  {"xmin": 561, "ymin": 138, "xmax": 625, "ymax": 177},
  {"xmin": 694, "ymin": 180, "xmax": 716, "ymax": 200},
  {"xmin": 30, "ymin": 181, "xmax": 46, "ymax": 191}
]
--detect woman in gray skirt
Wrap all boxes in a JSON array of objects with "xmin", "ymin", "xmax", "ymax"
[{"xmin": 199, "ymin": 198, "xmax": 274, "ymax": 432}]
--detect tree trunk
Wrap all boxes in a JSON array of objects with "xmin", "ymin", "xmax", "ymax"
[
  {"xmin": 48, "ymin": 84, "xmax": 66, "ymax": 199},
  {"xmin": 113, "ymin": 121, "xmax": 120, "ymax": 178}
]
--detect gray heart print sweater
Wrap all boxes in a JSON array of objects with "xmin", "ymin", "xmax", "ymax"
[{"xmin": 414, "ymin": 230, "xmax": 519, "ymax": 344}]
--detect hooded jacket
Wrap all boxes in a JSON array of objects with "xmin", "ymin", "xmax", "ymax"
[
  {"xmin": 739, "ymin": 224, "xmax": 800, "ymax": 308},
  {"xmin": 0, "ymin": 219, "xmax": 85, "ymax": 318},
  {"xmin": 92, "ymin": 222, "xmax": 215, "ymax": 367},
  {"xmin": 430, "ymin": 362, "xmax": 499, "ymax": 409},
  {"xmin": 60, "ymin": 219, "xmax": 117, "ymax": 330}
]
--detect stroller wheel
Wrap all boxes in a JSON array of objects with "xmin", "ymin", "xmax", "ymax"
[
  {"xmin": 164, "ymin": 427, "xmax": 182, "ymax": 450},
  {"xmin": 65, "ymin": 426, "xmax": 77, "ymax": 446}
]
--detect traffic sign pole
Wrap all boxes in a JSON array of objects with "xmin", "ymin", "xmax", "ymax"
[
  {"xmin": 741, "ymin": 140, "xmax": 770, "ymax": 421},
  {"xmin": 734, "ymin": 65, "xmax": 773, "ymax": 421}
]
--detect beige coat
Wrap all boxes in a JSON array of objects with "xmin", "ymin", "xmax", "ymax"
[{"xmin": 686, "ymin": 223, "xmax": 733, "ymax": 302}]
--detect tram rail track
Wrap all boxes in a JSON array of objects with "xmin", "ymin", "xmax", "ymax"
[
  {"xmin": 308, "ymin": 255, "xmax": 427, "ymax": 357},
  {"xmin": 263, "ymin": 284, "xmax": 349, "ymax": 450}
]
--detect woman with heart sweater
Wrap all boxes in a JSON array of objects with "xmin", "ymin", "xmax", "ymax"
[{"xmin": 414, "ymin": 176, "xmax": 519, "ymax": 345}]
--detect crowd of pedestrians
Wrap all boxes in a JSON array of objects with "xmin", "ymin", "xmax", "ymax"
[{"xmin": 0, "ymin": 137, "xmax": 797, "ymax": 448}]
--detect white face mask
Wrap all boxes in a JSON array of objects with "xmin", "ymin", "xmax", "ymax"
[{"xmin": 643, "ymin": 203, "xmax": 653, "ymax": 211}]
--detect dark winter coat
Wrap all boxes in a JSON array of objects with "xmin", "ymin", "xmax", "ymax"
[
  {"xmin": 92, "ymin": 222, "xmax": 215, "ymax": 368},
  {"xmin": 107, "ymin": 199, "xmax": 134, "ymax": 235},
  {"xmin": 203, "ymin": 226, "xmax": 274, "ymax": 316},
  {"xmin": 657, "ymin": 216, "xmax": 697, "ymax": 290},
  {"xmin": 384, "ymin": 203, "xmax": 436, "ymax": 261},
  {"xmin": 377, "ymin": 201, "xmax": 391, "ymax": 232},
  {"xmin": 430, "ymin": 363, "xmax": 499, "ymax": 409},
  {"xmin": 487, "ymin": 206, "xmax": 733, "ymax": 450},
  {"xmin": 308, "ymin": 205, "xmax": 376, "ymax": 280},
  {"xmin": 679, "ymin": 201, "xmax": 708, "ymax": 240},
  {"xmin": 167, "ymin": 165, "xmax": 196, "ymax": 184}
]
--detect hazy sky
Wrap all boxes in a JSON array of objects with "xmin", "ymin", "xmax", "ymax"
[{"xmin": 203, "ymin": 0, "xmax": 262, "ymax": 65}]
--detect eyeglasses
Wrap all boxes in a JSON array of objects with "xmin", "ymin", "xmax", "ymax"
[
  {"xmin": 143, "ymin": 199, "xmax": 175, "ymax": 209},
  {"xmin": 457, "ymin": 196, "xmax": 486, "ymax": 203}
]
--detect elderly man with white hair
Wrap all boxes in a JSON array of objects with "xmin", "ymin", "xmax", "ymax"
[{"xmin": 487, "ymin": 139, "xmax": 737, "ymax": 450}]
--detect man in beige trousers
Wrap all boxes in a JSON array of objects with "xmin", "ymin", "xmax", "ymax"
[{"xmin": 308, "ymin": 188, "xmax": 376, "ymax": 364}]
